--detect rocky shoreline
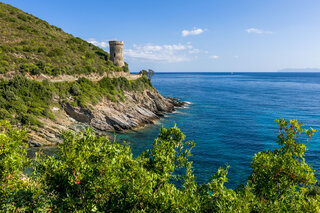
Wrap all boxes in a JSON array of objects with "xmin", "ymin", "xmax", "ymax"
[{"xmin": 28, "ymin": 88, "xmax": 186, "ymax": 146}]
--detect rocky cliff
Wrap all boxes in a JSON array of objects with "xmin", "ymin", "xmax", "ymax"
[{"xmin": 28, "ymin": 88, "xmax": 185, "ymax": 146}]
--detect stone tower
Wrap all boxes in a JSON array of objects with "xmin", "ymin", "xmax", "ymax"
[{"xmin": 109, "ymin": 41, "xmax": 125, "ymax": 67}]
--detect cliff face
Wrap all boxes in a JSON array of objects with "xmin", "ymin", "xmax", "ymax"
[
  {"xmin": 28, "ymin": 88, "xmax": 184, "ymax": 146},
  {"xmin": 67, "ymin": 89, "xmax": 183, "ymax": 131}
]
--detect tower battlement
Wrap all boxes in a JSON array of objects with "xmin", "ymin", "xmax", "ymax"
[{"xmin": 109, "ymin": 41, "xmax": 124, "ymax": 67}]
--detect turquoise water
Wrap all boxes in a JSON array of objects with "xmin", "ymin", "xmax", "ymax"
[{"xmin": 117, "ymin": 72, "xmax": 320, "ymax": 188}]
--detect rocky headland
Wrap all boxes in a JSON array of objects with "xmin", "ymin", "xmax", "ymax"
[
  {"xmin": 0, "ymin": 2, "xmax": 186, "ymax": 147},
  {"xmin": 28, "ymin": 88, "xmax": 185, "ymax": 146}
]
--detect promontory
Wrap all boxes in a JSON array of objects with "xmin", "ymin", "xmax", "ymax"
[{"xmin": 0, "ymin": 2, "xmax": 184, "ymax": 146}]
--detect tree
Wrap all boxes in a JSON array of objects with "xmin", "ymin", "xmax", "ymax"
[
  {"xmin": 139, "ymin": 69, "xmax": 155, "ymax": 81},
  {"xmin": 248, "ymin": 119, "xmax": 319, "ymax": 211}
]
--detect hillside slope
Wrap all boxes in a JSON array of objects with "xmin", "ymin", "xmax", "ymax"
[
  {"xmin": 0, "ymin": 3, "xmax": 184, "ymax": 146},
  {"xmin": 0, "ymin": 2, "xmax": 127, "ymax": 76}
]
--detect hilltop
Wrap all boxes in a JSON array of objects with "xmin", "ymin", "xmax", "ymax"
[{"xmin": 0, "ymin": 2, "xmax": 128, "ymax": 76}]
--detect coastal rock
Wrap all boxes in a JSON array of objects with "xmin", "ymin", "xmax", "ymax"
[
  {"xmin": 64, "ymin": 103, "xmax": 94, "ymax": 123},
  {"xmin": 28, "ymin": 88, "xmax": 185, "ymax": 146},
  {"xmin": 70, "ymin": 89, "xmax": 181, "ymax": 131}
]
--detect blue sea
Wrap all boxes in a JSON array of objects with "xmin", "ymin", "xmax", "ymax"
[{"xmin": 117, "ymin": 72, "xmax": 320, "ymax": 188}]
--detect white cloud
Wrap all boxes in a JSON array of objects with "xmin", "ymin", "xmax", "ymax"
[
  {"xmin": 87, "ymin": 38, "xmax": 109, "ymax": 48},
  {"xmin": 124, "ymin": 43, "xmax": 200, "ymax": 63},
  {"xmin": 246, "ymin": 28, "xmax": 273, "ymax": 34},
  {"xmin": 188, "ymin": 49, "xmax": 200, "ymax": 54},
  {"xmin": 163, "ymin": 44, "xmax": 188, "ymax": 50},
  {"xmin": 182, "ymin": 28, "xmax": 205, "ymax": 37},
  {"xmin": 210, "ymin": 55, "xmax": 219, "ymax": 59}
]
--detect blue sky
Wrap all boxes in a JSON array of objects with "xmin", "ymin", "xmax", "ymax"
[{"xmin": 3, "ymin": 0, "xmax": 320, "ymax": 72}]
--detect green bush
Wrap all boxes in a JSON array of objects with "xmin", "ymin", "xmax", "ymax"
[
  {"xmin": 20, "ymin": 63, "xmax": 40, "ymax": 74},
  {"xmin": 47, "ymin": 48, "xmax": 63, "ymax": 57},
  {"xmin": 0, "ymin": 76, "xmax": 53, "ymax": 126},
  {"xmin": 123, "ymin": 62, "xmax": 129, "ymax": 72},
  {"xmin": 37, "ymin": 46, "xmax": 47, "ymax": 53},
  {"xmin": 22, "ymin": 45, "xmax": 34, "ymax": 52},
  {"xmin": 0, "ymin": 45, "xmax": 13, "ymax": 53},
  {"xmin": 4, "ymin": 16, "xmax": 16, "ymax": 22},
  {"xmin": 17, "ymin": 13, "xmax": 29, "ymax": 22},
  {"xmin": 17, "ymin": 25, "xmax": 28, "ymax": 31},
  {"xmin": 85, "ymin": 52, "xmax": 95, "ymax": 59},
  {"xmin": 0, "ymin": 119, "xmax": 319, "ymax": 212},
  {"xmin": 0, "ymin": 60, "xmax": 9, "ymax": 67},
  {"xmin": 0, "ymin": 67, "xmax": 6, "ymax": 74},
  {"xmin": 70, "ymin": 83, "xmax": 81, "ymax": 96},
  {"xmin": 250, "ymin": 119, "xmax": 317, "ymax": 201},
  {"xmin": 0, "ymin": 121, "xmax": 51, "ymax": 212}
]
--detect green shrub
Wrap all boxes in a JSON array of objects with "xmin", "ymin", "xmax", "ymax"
[
  {"xmin": 22, "ymin": 45, "xmax": 33, "ymax": 52},
  {"xmin": 47, "ymin": 48, "xmax": 64, "ymax": 57},
  {"xmin": 0, "ymin": 67, "xmax": 6, "ymax": 74},
  {"xmin": 85, "ymin": 52, "xmax": 95, "ymax": 59},
  {"xmin": 84, "ymin": 65, "xmax": 96, "ymax": 73},
  {"xmin": 14, "ymin": 45, "xmax": 23, "ymax": 52},
  {"xmin": 0, "ymin": 45, "xmax": 13, "ymax": 53},
  {"xmin": 50, "ymin": 68, "xmax": 60, "ymax": 76},
  {"xmin": 0, "ymin": 76, "xmax": 53, "ymax": 126},
  {"xmin": 78, "ymin": 44, "xmax": 86, "ymax": 52},
  {"xmin": 70, "ymin": 83, "xmax": 81, "ymax": 96},
  {"xmin": 17, "ymin": 13, "xmax": 29, "ymax": 22},
  {"xmin": 0, "ymin": 119, "xmax": 317, "ymax": 212},
  {"xmin": 123, "ymin": 62, "xmax": 129, "ymax": 72},
  {"xmin": 249, "ymin": 119, "xmax": 318, "ymax": 201},
  {"xmin": 4, "ymin": 16, "xmax": 16, "ymax": 22},
  {"xmin": 66, "ymin": 37, "xmax": 82, "ymax": 44},
  {"xmin": 17, "ymin": 25, "xmax": 26, "ymax": 31},
  {"xmin": 20, "ymin": 114, "xmax": 43, "ymax": 126},
  {"xmin": 37, "ymin": 46, "xmax": 47, "ymax": 53},
  {"xmin": 20, "ymin": 63, "xmax": 39, "ymax": 74},
  {"xmin": 0, "ymin": 60, "xmax": 9, "ymax": 67},
  {"xmin": 0, "ymin": 121, "xmax": 51, "ymax": 211},
  {"xmin": 0, "ymin": 109, "xmax": 11, "ymax": 119}
]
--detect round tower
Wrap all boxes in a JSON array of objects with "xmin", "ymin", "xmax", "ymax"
[{"xmin": 109, "ymin": 41, "xmax": 125, "ymax": 67}]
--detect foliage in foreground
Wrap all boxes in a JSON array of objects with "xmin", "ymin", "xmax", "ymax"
[{"xmin": 1, "ymin": 119, "xmax": 320, "ymax": 212}]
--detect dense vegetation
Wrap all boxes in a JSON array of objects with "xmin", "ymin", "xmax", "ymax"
[
  {"xmin": 0, "ymin": 75, "xmax": 152, "ymax": 127},
  {"xmin": 139, "ymin": 69, "xmax": 155, "ymax": 81},
  {"xmin": 0, "ymin": 2, "xmax": 128, "ymax": 75},
  {"xmin": 0, "ymin": 119, "xmax": 319, "ymax": 212}
]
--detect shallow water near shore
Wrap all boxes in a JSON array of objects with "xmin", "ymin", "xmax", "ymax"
[{"xmin": 117, "ymin": 72, "xmax": 320, "ymax": 188}]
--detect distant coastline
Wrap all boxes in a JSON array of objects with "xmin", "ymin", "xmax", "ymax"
[{"xmin": 278, "ymin": 68, "xmax": 320, "ymax": 72}]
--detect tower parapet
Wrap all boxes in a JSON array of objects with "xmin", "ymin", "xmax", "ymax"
[{"xmin": 109, "ymin": 41, "xmax": 125, "ymax": 67}]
